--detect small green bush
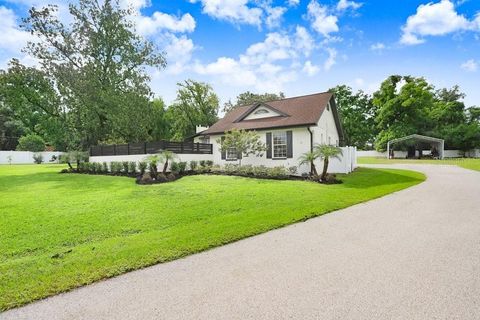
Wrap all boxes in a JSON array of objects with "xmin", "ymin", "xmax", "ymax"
[
  {"xmin": 138, "ymin": 161, "xmax": 147, "ymax": 175},
  {"xmin": 33, "ymin": 153, "xmax": 44, "ymax": 164},
  {"xmin": 95, "ymin": 163, "xmax": 103, "ymax": 173},
  {"xmin": 190, "ymin": 161, "xmax": 198, "ymax": 171},
  {"xmin": 199, "ymin": 160, "xmax": 206, "ymax": 167},
  {"xmin": 178, "ymin": 162, "xmax": 187, "ymax": 173},
  {"xmin": 205, "ymin": 160, "xmax": 213, "ymax": 167},
  {"xmin": 266, "ymin": 166, "xmax": 288, "ymax": 178},
  {"xmin": 16, "ymin": 134, "xmax": 45, "ymax": 152},
  {"xmin": 110, "ymin": 162, "xmax": 122, "ymax": 174},
  {"xmin": 128, "ymin": 162, "xmax": 137, "ymax": 174},
  {"xmin": 238, "ymin": 165, "xmax": 254, "ymax": 175},
  {"xmin": 224, "ymin": 163, "xmax": 239, "ymax": 174},
  {"xmin": 252, "ymin": 165, "xmax": 268, "ymax": 177},
  {"xmin": 170, "ymin": 162, "xmax": 180, "ymax": 173},
  {"xmin": 102, "ymin": 162, "xmax": 109, "ymax": 173},
  {"xmin": 122, "ymin": 161, "xmax": 129, "ymax": 174}
]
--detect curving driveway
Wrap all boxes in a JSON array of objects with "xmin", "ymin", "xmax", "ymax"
[{"xmin": 2, "ymin": 164, "xmax": 480, "ymax": 320}]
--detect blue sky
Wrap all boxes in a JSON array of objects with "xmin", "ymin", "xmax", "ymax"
[{"xmin": 0, "ymin": 0, "xmax": 479, "ymax": 108}]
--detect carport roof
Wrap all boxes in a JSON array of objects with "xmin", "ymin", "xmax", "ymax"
[{"xmin": 388, "ymin": 134, "xmax": 444, "ymax": 145}]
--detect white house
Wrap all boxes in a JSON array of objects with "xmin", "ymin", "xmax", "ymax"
[
  {"xmin": 89, "ymin": 92, "xmax": 356, "ymax": 174},
  {"xmin": 193, "ymin": 92, "xmax": 354, "ymax": 174}
]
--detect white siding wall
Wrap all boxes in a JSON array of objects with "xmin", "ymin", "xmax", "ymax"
[{"xmin": 313, "ymin": 103, "xmax": 340, "ymax": 146}]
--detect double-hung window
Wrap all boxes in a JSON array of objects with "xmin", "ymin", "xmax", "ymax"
[
  {"xmin": 226, "ymin": 147, "xmax": 237, "ymax": 160},
  {"xmin": 273, "ymin": 132, "xmax": 287, "ymax": 158}
]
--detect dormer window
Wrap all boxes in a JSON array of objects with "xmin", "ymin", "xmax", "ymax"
[{"xmin": 254, "ymin": 109, "xmax": 269, "ymax": 115}]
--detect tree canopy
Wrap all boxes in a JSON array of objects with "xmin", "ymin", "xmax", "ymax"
[{"xmin": 15, "ymin": 0, "xmax": 166, "ymax": 149}]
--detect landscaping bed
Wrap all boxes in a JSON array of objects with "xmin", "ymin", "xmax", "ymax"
[{"xmin": 61, "ymin": 161, "xmax": 343, "ymax": 184}]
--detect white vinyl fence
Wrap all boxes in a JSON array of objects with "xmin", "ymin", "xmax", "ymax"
[{"xmin": 0, "ymin": 151, "xmax": 63, "ymax": 164}]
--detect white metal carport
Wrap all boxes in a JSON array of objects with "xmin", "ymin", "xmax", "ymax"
[{"xmin": 387, "ymin": 134, "xmax": 445, "ymax": 159}]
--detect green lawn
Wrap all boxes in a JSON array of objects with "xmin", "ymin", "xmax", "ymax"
[
  {"xmin": 0, "ymin": 164, "xmax": 425, "ymax": 310},
  {"xmin": 357, "ymin": 157, "xmax": 480, "ymax": 172}
]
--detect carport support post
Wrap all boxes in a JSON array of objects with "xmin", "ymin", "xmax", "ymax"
[
  {"xmin": 440, "ymin": 140, "xmax": 445, "ymax": 159},
  {"xmin": 387, "ymin": 141, "xmax": 390, "ymax": 159}
]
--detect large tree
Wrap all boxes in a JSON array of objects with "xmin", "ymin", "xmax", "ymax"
[
  {"xmin": 21, "ymin": 0, "xmax": 166, "ymax": 149},
  {"xmin": 168, "ymin": 80, "xmax": 219, "ymax": 141},
  {"xmin": 373, "ymin": 75, "xmax": 434, "ymax": 151},
  {"xmin": 330, "ymin": 85, "xmax": 375, "ymax": 150},
  {"xmin": 223, "ymin": 91, "xmax": 285, "ymax": 113},
  {"xmin": 0, "ymin": 59, "xmax": 66, "ymax": 149}
]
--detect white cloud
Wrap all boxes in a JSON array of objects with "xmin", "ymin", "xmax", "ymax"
[
  {"xmin": 303, "ymin": 61, "xmax": 320, "ymax": 76},
  {"xmin": 336, "ymin": 0, "xmax": 362, "ymax": 12},
  {"xmin": 0, "ymin": 6, "xmax": 35, "ymax": 53},
  {"xmin": 265, "ymin": 6, "xmax": 287, "ymax": 29},
  {"xmin": 294, "ymin": 26, "xmax": 315, "ymax": 56},
  {"xmin": 324, "ymin": 47, "xmax": 337, "ymax": 71},
  {"xmin": 164, "ymin": 35, "xmax": 195, "ymax": 75},
  {"xmin": 287, "ymin": 0, "xmax": 300, "ymax": 6},
  {"xmin": 400, "ymin": 0, "xmax": 473, "ymax": 45},
  {"xmin": 135, "ymin": 12, "xmax": 196, "ymax": 36},
  {"xmin": 461, "ymin": 59, "xmax": 478, "ymax": 72},
  {"xmin": 370, "ymin": 42, "xmax": 386, "ymax": 51},
  {"xmin": 190, "ymin": 0, "xmax": 263, "ymax": 27},
  {"xmin": 307, "ymin": 0, "xmax": 339, "ymax": 37}
]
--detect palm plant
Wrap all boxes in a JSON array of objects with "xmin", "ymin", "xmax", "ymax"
[
  {"xmin": 298, "ymin": 151, "xmax": 320, "ymax": 176},
  {"xmin": 315, "ymin": 144, "xmax": 343, "ymax": 181},
  {"xmin": 147, "ymin": 150, "xmax": 177, "ymax": 175}
]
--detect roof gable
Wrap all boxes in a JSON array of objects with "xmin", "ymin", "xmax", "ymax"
[{"xmin": 235, "ymin": 103, "xmax": 290, "ymax": 122}]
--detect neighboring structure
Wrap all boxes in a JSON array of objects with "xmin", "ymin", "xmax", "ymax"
[
  {"xmin": 387, "ymin": 134, "xmax": 444, "ymax": 159},
  {"xmin": 193, "ymin": 92, "xmax": 353, "ymax": 174},
  {"xmin": 89, "ymin": 92, "xmax": 357, "ymax": 175}
]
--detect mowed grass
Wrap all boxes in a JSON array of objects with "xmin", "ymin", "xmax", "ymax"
[
  {"xmin": 357, "ymin": 156, "xmax": 480, "ymax": 172},
  {"xmin": 0, "ymin": 164, "xmax": 425, "ymax": 310}
]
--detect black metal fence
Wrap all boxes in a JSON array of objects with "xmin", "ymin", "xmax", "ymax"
[{"xmin": 90, "ymin": 140, "xmax": 213, "ymax": 157}]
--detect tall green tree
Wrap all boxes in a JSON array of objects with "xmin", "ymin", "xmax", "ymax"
[
  {"xmin": 21, "ymin": 0, "xmax": 166, "ymax": 149},
  {"xmin": 373, "ymin": 75, "xmax": 434, "ymax": 151},
  {"xmin": 330, "ymin": 85, "xmax": 375, "ymax": 149},
  {"xmin": 0, "ymin": 59, "xmax": 66, "ymax": 149},
  {"xmin": 148, "ymin": 98, "xmax": 171, "ymax": 141},
  {"xmin": 168, "ymin": 80, "xmax": 219, "ymax": 140},
  {"xmin": 223, "ymin": 91, "xmax": 285, "ymax": 112}
]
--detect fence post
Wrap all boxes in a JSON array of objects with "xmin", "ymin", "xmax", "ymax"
[
  {"xmin": 181, "ymin": 142, "xmax": 184, "ymax": 154},
  {"xmin": 114, "ymin": 144, "xmax": 116, "ymax": 156},
  {"xmin": 144, "ymin": 142, "xmax": 147, "ymax": 154},
  {"xmin": 100, "ymin": 145, "xmax": 103, "ymax": 156},
  {"xmin": 127, "ymin": 143, "xmax": 130, "ymax": 155}
]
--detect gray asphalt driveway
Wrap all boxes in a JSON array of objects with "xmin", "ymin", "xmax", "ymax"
[{"xmin": 2, "ymin": 164, "xmax": 480, "ymax": 320}]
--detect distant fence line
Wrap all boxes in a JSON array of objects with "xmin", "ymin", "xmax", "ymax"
[{"xmin": 90, "ymin": 140, "xmax": 213, "ymax": 157}]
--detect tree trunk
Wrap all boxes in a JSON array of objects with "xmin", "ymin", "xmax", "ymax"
[
  {"xmin": 311, "ymin": 161, "xmax": 318, "ymax": 176},
  {"xmin": 163, "ymin": 160, "xmax": 168, "ymax": 174},
  {"xmin": 321, "ymin": 157, "xmax": 329, "ymax": 181},
  {"xmin": 67, "ymin": 161, "xmax": 73, "ymax": 170}
]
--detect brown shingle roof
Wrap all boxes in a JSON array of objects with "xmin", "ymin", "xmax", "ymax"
[{"xmin": 200, "ymin": 91, "xmax": 334, "ymax": 135}]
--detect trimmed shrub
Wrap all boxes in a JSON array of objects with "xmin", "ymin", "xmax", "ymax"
[
  {"xmin": 102, "ymin": 162, "xmax": 109, "ymax": 173},
  {"xmin": 110, "ymin": 162, "xmax": 122, "ymax": 174},
  {"xmin": 238, "ymin": 165, "xmax": 254, "ymax": 176},
  {"xmin": 170, "ymin": 162, "xmax": 180, "ymax": 173},
  {"xmin": 128, "ymin": 162, "xmax": 137, "ymax": 175},
  {"xmin": 94, "ymin": 162, "xmax": 103, "ymax": 173},
  {"xmin": 138, "ymin": 161, "xmax": 147, "ymax": 175},
  {"xmin": 16, "ymin": 134, "xmax": 45, "ymax": 152},
  {"xmin": 167, "ymin": 173, "xmax": 177, "ymax": 181},
  {"xmin": 224, "ymin": 163, "xmax": 239, "ymax": 174},
  {"xmin": 178, "ymin": 162, "xmax": 187, "ymax": 174},
  {"xmin": 122, "ymin": 161, "xmax": 129, "ymax": 174},
  {"xmin": 33, "ymin": 153, "xmax": 44, "ymax": 164},
  {"xmin": 189, "ymin": 161, "xmax": 198, "ymax": 171},
  {"xmin": 148, "ymin": 162, "xmax": 158, "ymax": 178},
  {"xmin": 205, "ymin": 160, "xmax": 213, "ymax": 167},
  {"xmin": 266, "ymin": 166, "xmax": 288, "ymax": 178},
  {"xmin": 199, "ymin": 160, "xmax": 206, "ymax": 168},
  {"xmin": 252, "ymin": 165, "xmax": 268, "ymax": 177}
]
